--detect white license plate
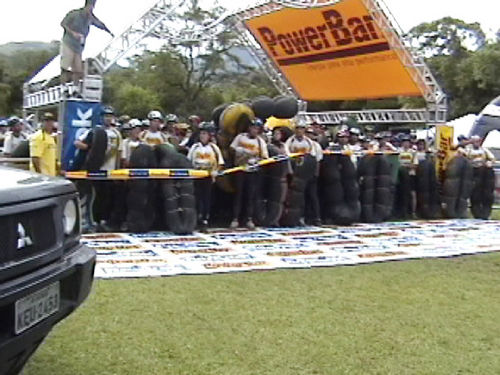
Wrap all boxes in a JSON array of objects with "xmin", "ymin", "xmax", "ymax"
[{"xmin": 15, "ymin": 282, "xmax": 60, "ymax": 335}]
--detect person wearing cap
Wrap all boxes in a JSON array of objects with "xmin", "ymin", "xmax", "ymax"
[
  {"xmin": 230, "ymin": 119, "xmax": 269, "ymax": 229},
  {"xmin": 163, "ymin": 114, "xmax": 180, "ymax": 148},
  {"xmin": 141, "ymin": 111, "xmax": 170, "ymax": 146},
  {"xmin": 329, "ymin": 129, "xmax": 350, "ymax": 151},
  {"xmin": 30, "ymin": 113, "xmax": 58, "ymax": 176},
  {"xmin": 176, "ymin": 123, "xmax": 192, "ymax": 154},
  {"xmin": 186, "ymin": 115, "xmax": 202, "ymax": 148},
  {"xmin": 4, "ymin": 117, "xmax": 29, "ymax": 156},
  {"xmin": 188, "ymin": 122, "xmax": 224, "ymax": 230},
  {"xmin": 467, "ymin": 135, "xmax": 496, "ymax": 169},
  {"xmin": 121, "ymin": 119, "xmax": 143, "ymax": 168},
  {"xmin": 456, "ymin": 135, "xmax": 470, "ymax": 156},
  {"xmin": 285, "ymin": 122, "xmax": 320, "ymax": 157},
  {"xmin": 373, "ymin": 132, "xmax": 397, "ymax": 152},
  {"xmin": 60, "ymin": 0, "xmax": 113, "ymax": 90},
  {"xmin": 348, "ymin": 128, "xmax": 362, "ymax": 151},
  {"xmin": 311, "ymin": 121, "xmax": 329, "ymax": 150}
]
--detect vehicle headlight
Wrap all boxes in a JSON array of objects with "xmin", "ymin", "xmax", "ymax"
[{"xmin": 63, "ymin": 199, "xmax": 79, "ymax": 235}]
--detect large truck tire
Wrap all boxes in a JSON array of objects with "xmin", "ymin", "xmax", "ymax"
[
  {"xmin": 273, "ymin": 96, "xmax": 299, "ymax": 119},
  {"xmin": 84, "ymin": 127, "xmax": 108, "ymax": 172}
]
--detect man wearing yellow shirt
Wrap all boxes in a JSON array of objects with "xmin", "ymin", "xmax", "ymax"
[{"xmin": 30, "ymin": 113, "xmax": 58, "ymax": 176}]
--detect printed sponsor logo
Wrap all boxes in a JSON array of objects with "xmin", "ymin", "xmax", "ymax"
[
  {"xmin": 280, "ymin": 255, "xmax": 353, "ymax": 266},
  {"xmin": 240, "ymin": 243, "xmax": 312, "ymax": 251},
  {"xmin": 92, "ymin": 244, "xmax": 144, "ymax": 251},
  {"xmin": 320, "ymin": 240, "xmax": 364, "ymax": 246},
  {"xmin": 149, "ymin": 241, "xmax": 223, "ymax": 249},
  {"xmin": 98, "ymin": 258, "xmax": 166, "ymax": 265},
  {"xmin": 84, "ymin": 240, "xmax": 133, "ymax": 247},
  {"xmin": 214, "ymin": 232, "xmax": 276, "ymax": 240},
  {"xmin": 97, "ymin": 250, "xmax": 159, "ymax": 258},
  {"xmin": 357, "ymin": 251, "xmax": 408, "ymax": 259},
  {"xmin": 355, "ymin": 231, "xmax": 400, "ymax": 239},
  {"xmin": 143, "ymin": 237, "xmax": 205, "ymax": 243},
  {"xmin": 294, "ymin": 235, "xmax": 351, "ymax": 242},
  {"xmin": 282, "ymin": 230, "xmax": 333, "ymax": 237},
  {"xmin": 204, "ymin": 261, "xmax": 268, "ymax": 270},
  {"xmin": 170, "ymin": 248, "xmax": 234, "ymax": 255},
  {"xmin": 83, "ymin": 233, "xmax": 123, "ymax": 240},
  {"xmin": 256, "ymin": 10, "xmax": 384, "ymax": 66},
  {"xmin": 267, "ymin": 250, "xmax": 323, "ymax": 257},
  {"xmin": 180, "ymin": 253, "xmax": 256, "ymax": 263},
  {"xmin": 230, "ymin": 239, "xmax": 287, "ymax": 245}
]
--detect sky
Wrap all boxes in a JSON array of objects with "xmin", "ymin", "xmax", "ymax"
[{"xmin": 0, "ymin": 0, "xmax": 498, "ymax": 62}]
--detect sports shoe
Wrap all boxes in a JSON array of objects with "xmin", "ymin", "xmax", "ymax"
[
  {"xmin": 200, "ymin": 220, "xmax": 208, "ymax": 232},
  {"xmin": 246, "ymin": 219, "xmax": 256, "ymax": 230},
  {"xmin": 230, "ymin": 219, "xmax": 239, "ymax": 229}
]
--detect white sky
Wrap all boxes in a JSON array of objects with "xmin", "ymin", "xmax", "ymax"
[{"xmin": 0, "ymin": 0, "xmax": 498, "ymax": 54}]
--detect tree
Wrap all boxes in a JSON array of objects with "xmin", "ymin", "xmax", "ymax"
[
  {"xmin": 408, "ymin": 17, "xmax": 486, "ymax": 58},
  {"xmin": 113, "ymin": 83, "xmax": 161, "ymax": 119}
]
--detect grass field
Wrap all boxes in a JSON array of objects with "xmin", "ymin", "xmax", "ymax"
[{"xmin": 23, "ymin": 252, "xmax": 500, "ymax": 375}]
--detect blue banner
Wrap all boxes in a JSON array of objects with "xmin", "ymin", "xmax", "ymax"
[{"xmin": 62, "ymin": 101, "xmax": 102, "ymax": 171}]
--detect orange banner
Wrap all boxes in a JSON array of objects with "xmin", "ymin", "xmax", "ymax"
[{"xmin": 245, "ymin": 0, "xmax": 423, "ymax": 101}]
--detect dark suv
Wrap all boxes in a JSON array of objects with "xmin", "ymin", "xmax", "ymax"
[{"xmin": 0, "ymin": 167, "xmax": 95, "ymax": 375}]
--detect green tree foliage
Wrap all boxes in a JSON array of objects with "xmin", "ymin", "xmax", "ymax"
[
  {"xmin": 0, "ymin": 43, "xmax": 59, "ymax": 116},
  {"xmin": 103, "ymin": 0, "xmax": 277, "ymax": 120},
  {"xmin": 409, "ymin": 18, "xmax": 500, "ymax": 118}
]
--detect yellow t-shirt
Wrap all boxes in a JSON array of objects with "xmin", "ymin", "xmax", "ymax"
[{"xmin": 30, "ymin": 130, "xmax": 57, "ymax": 176}]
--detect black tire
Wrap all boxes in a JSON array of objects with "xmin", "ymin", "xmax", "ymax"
[
  {"xmin": 10, "ymin": 140, "xmax": 30, "ymax": 157},
  {"xmin": 442, "ymin": 156, "xmax": 473, "ymax": 218},
  {"xmin": 358, "ymin": 155, "xmax": 377, "ymax": 223},
  {"xmin": 273, "ymin": 96, "xmax": 299, "ymax": 119},
  {"xmin": 130, "ymin": 144, "xmax": 157, "ymax": 169},
  {"xmin": 252, "ymin": 96, "xmax": 275, "ymax": 121},
  {"xmin": 212, "ymin": 103, "xmax": 229, "ymax": 128},
  {"xmin": 394, "ymin": 167, "xmax": 412, "ymax": 220},
  {"xmin": 291, "ymin": 155, "xmax": 317, "ymax": 182},
  {"xmin": 84, "ymin": 128, "xmax": 108, "ymax": 172},
  {"xmin": 416, "ymin": 160, "xmax": 441, "ymax": 219},
  {"xmin": 471, "ymin": 166, "xmax": 496, "ymax": 219}
]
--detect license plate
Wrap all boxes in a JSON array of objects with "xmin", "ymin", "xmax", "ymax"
[{"xmin": 15, "ymin": 282, "xmax": 60, "ymax": 335}]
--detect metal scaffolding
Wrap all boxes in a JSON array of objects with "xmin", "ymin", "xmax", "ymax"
[{"xmin": 23, "ymin": 0, "xmax": 447, "ymax": 125}]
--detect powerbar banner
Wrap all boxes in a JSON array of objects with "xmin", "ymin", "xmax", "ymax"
[
  {"xmin": 436, "ymin": 125, "xmax": 454, "ymax": 182},
  {"xmin": 85, "ymin": 220, "xmax": 500, "ymax": 279},
  {"xmin": 62, "ymin": 100, "xmax": 102, "ymax": 171},
  {"xmin": 245, "ymin": 0, "xmax": 423, "ymax": 101}
]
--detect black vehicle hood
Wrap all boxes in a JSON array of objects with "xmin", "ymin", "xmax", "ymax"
[{"xmin": 0, "ymin": 167, "xmax": 75, "ymax": 206}]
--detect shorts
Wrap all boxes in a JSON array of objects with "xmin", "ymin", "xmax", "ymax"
[{"xmin": 60, "ymin": 43, "xmax": 83, "ymax": 73}]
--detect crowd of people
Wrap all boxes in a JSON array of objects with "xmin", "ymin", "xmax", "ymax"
[{"xmin": 0, "ymin": 106, "xmax": 496, "ymax": 232}]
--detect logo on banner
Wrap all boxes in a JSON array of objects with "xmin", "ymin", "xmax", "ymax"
[{"xmin": 72, "ymin": 108, "xmax": 93, "ymax": 128}]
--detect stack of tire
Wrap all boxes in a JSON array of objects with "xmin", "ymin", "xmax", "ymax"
[
  {"xmin": 442, "ymin": 156, "xmax": 474, "ymax": 219},
  {"xmin": 357, "ymin": 155, "xmax": 393, "ymax": 223},
  {"xmin": 126, "ymin": 144, "xmax": 158, "ymax": 232},
  {"xmin": 415, "ymin": 159, "xmax": 441, "ymax": 219},
  {"xmin": 470, "ymin": 166, "xmax": 495, "ymax": 220},
  {"xmin": 320, "ymin": 154, "xmax": 360, "ymax": 225},
  {"xmin": 394, "ymin": 166, "xmax": 413, "ymax": 220},
  {"xmin": 281, "ymin": 154, "xmax": 317, "ymax": 227},
  {"xmin": 255, "ymin": 145, "xmax": 289, "ymax": 227},
  {"xmin": 156, "ymin": 144, "xmax": 197, "ymax": 234}
]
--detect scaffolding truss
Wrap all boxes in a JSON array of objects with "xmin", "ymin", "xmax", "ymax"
[{"xmin": 23, "ymin": 0, "xmax": 447, "ymax": 125}]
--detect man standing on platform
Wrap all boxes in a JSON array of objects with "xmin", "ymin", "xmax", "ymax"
[{"xmin": 60, "ymin": 0, "xmax": 114, "ymax": 93}]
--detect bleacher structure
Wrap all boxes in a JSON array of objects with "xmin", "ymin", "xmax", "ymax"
[{"xmin": 23, "ymin": 0, "xmax": 447, "ymax": 125}]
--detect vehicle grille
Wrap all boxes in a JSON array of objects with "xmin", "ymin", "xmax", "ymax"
[{"xmin": 0, "ymin": 207, "xmax": 57, "ymax": 266}]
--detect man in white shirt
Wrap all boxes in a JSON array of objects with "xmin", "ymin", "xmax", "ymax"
[
  {"xmin": 4, "ymin": 117, "xmax": 28, "ymax": 156},
  {"xmin": 121, "ymin": 119, "xmax": 142, "ymax": 168},
  {"xmin": 188, "ymin": 122, "xmax": 224, "ymax": 230},
  {"xmin": 141, "ymin": 111, "xmax": 170, "ymax": 146},
  {"xmin": 230, "ymin": 119, "xmax": 269, "ymax": 229}
]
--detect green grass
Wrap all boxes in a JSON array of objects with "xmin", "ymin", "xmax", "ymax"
[{"xmin": 23, "ymin": 254, "xmax": 500, "ymax": 375}]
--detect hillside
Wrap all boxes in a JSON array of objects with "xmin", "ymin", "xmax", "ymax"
[{"xmin": 0, "ymin": 41, "xmax": 59, "ymax": 56}]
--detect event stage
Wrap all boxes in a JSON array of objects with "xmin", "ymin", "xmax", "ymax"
[{"xmin": 84, "ymin": 220, "xmax": 500, "ymax": 279}]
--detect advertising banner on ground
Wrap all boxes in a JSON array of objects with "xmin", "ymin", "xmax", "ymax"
[
  {"xmin": 244, "ymin": 0, "xmax": 423, "ymax": 101},
  {"xmin": 62, "ymin": 100, "xmax": 102, "ymax": 171},
  {"xmin": 436, "ymin": 125, "xmax": 454, "ymax": 182}
]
